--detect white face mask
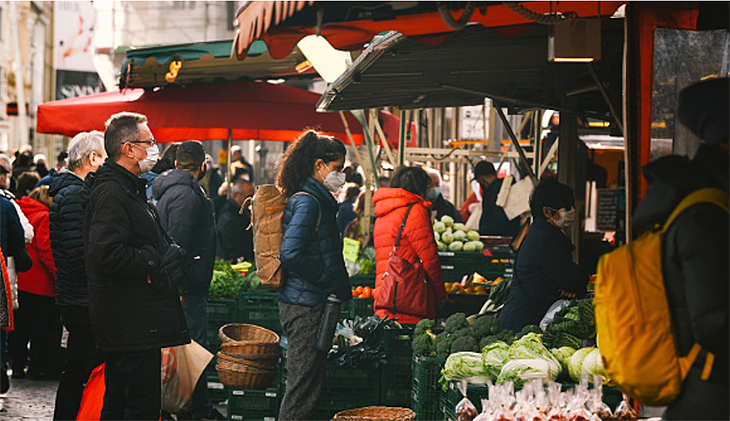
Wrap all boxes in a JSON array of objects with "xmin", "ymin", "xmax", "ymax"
[
  {"xmin": 131, "ymin": 143, "xmax": 159, "ymax": 174},
  {"xmin": 318, "ymin": 165, "xmax": 346, "ymax": 192},
  {"xmin": 555, "ymin": 207, "xmax": 576, "ymax": 229}
]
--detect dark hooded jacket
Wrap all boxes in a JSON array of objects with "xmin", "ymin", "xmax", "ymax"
[
  {"xmin": 81, "ymin": 160, "xmax": 189, "ymax": 352},
  {"xmin": 216, "ymin": 198, "xmax": 254, "ymax": 262},
  {"xmin": 49, "ymin": 171, "xmax": 88, "ymax": 307},
  {"xmin": 479, "ymin": 178, "xmax": 520, "ymax": 237},
  {"xmin": 152, "ymin": 169, "xmax": 216, "ymax": 296},
  {"xmin": 499, "ymin": 217, "xmax": 588, "ymax": 333},
  {"xmin": 280, "ymin": 177, "xmax": 351, "ymax": 306},
  {"xmin": 633, "ymin": 144, "xmax": 728, "ymax": 420}
]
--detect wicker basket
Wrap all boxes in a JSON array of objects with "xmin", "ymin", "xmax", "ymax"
[
  {"xmin": 219, "ymin": 323, "xmax": 279, "ymax": 345},
  {"xmin": 220, "ymin": 341, "xmax": 280, "ymax": 358},
  {"xmin": 215, "ymin": 354, "xmax": 277, "ymax": 390},
  {"xmin": 332, "ymin": 407, "xmax": 416, "ymax": 421},
  {"xmin": 217, "ymin": 351, "xmax": 278, "ymax": 370}
]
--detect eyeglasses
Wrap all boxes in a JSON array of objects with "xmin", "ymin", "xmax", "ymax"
[{"xmin": 128, "ymin": 138, "xmax": 156, "ymax": 146}]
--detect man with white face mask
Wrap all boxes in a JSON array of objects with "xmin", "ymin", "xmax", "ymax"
[
  {"xmin": 499, "ymin": 179, "xmax": 589, "ymax": 333},
  {"xmin": 81, "ymin": 112, "xmax": 189, "ymax": 420},
  {"xmin": 49, "ymin": 131, "xmax": 107, "ymax": 420}
]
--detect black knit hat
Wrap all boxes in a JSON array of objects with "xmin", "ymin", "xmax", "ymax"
[{"xmin": 677, "ymin": 77, "xmax": 729, "ymax": 145}]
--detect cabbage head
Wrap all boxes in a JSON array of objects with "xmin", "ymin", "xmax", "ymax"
[
  {"xmin": 441, "ymin": 215, "xmax": 455, "ymax": 227},
  {"xmin": 508, "ymin": 333, "xmax": 561, "ymax": 379},
  {"xmin": 448, "ymin": 241, "xmax": 464, "ymax": 252},
  {"xmin": 550, "ymin": 346, "xmax": 576, "ymax": 374},
  {"xmin": 437, "ymin": 241, "xmax": 447, "ymax": 251},
  {"xmin": 568, "ymin": 347, "xmax": 595, "ymax": 381},
  {"xmin": 580, "ymin": 348, "xmax": 608, "ymax": 383},
  {"xmin": 463, "ymin": 242, "xmax": 478, "ymax": 252},
  {"xmin": 433, "ymin": 222, "xmax": 446, "ymax": 234},
  {"xmin": 497, "ymin": 359, "xmax": 552, "ymax": 387},
  {"xmin": 453, "ymin": 230, "xmax": 468, "ymax": 242},
  {"xmin": 481, "ymin": 341, "xmax": 510, "ymax": 380},
  {"xmin": 441, "ymin": 232, "xmax": 455, "ymax": 244},
  {"xmin": 441, "ymin": 352, "xmax": 489, "ymax": 384}
]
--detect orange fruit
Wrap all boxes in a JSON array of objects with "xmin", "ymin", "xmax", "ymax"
[
  {"xmin": 354, "ymin": 286, "xmax": 364, "ymax": 296},
  {"xmin": 362, "ymin": 286, "xmax": 372, "ymax": 298},
  {"xmin": 352, "ymin": 289, "xmax": 359, "ymax": 298}
]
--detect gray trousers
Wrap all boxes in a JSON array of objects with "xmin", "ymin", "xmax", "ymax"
[{"xmin": 278, "ymin": 302, "xmax": 327, "ymax": 421}]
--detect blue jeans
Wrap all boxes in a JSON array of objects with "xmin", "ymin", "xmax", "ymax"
[{"xmin": 180, "ymin": 294, "xmax": 210, "ymax": 419}]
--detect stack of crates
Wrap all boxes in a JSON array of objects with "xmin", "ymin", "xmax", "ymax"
[
  {"xmin": 206, "ymin": 298, "xmax": 238, "ymax": 403},
  {"xmin": 227, "ymin": 387, "xmax": 280, "ymax": 421},
  {"xmin": 380, "ymin": 326, "xmax": 414, "ymax": 407},
  {"xmin": 238, "ymin": 292, "xmax": 282, "ymax": 334},
  {"xmin": 411, "ymin": 356, "xmax": 445, "ymax": 420},
  {"xmin": 438, "ymin": 251, "xmax": 490, "ymax": 283}
]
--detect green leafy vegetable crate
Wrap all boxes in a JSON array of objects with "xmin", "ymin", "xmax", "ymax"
[
  {"xmin": 238, "ymin": 292, "xmax": 282, "ymax": 334},
  {"xmin": 383, "ymin": 326, "xmax": 415, "ymax": 356},
  {"xmin": 227, "ymin": 387, "xmax": 280, "ymax": 420},
  {"xmin": 411, "ymin": 356, "xmax": 445, "ymax": 421}
]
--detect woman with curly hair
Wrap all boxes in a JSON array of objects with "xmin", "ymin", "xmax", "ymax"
[{"xmin": 276, "ymin": 130, "xmax": 351, "ymax": 420}]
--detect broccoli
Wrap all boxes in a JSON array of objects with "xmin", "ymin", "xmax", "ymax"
[
  {"xmin": 451, "ymin": 336, "xmax": 479, "ymax": 353},
  {"xmin": 412, "ymin": 334, "xmax": 435, "ymax": 356},
  {"xmin": 495, "ymin": 329, "xmax": 515, "ymax": 345},
  {"xmin": 451, "ymin": 327, "xmax": 472, "ymax": 339},
  {"xmin": 444, "ymin": 313, "xmax": 470, "ymax": 334},
  {"xmin": 414, "ymin": 319, "xmax": 437, "ymax": 339},
  {"xmin": 434, "ymin": 331, "xmax": 449, "ymax": 346},
  {"xmin": 436, "ymin": 336, "xmax": 454, "ymax": 359},
  {"xmin": 479, "ymin": 335, "xmax": 503, "ymax": 351},
  {"xmin": 517, "ymin": 324, "xmax": 542, "ymax": 339},
  {"xmin": 470, "ymin": 315, "xmax": 500, "ymax": 340}
]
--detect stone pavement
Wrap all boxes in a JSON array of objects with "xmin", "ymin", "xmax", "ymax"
[{"xmin": 0, "ymin": 375, "xmax": 58, "ymax": 420}]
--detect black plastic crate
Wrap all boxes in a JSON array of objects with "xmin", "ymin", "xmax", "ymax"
[
  {"xmin": 349, "ymin": 274, "xmax": 376, "ymax": 288},
  {"xmin": 383, "ymin": 326, "xmax": 415, "ymax": 356},
  {"xmin": 227, "ymin": 387, "xmax": 280, "ymax": 420},
  {"xmin": 238, "ymin": 292, "xmax": 282, "ymax": 334},
  {"xmin": 349, "ymin": 297, "xmax": 374, "ymax": 318}
]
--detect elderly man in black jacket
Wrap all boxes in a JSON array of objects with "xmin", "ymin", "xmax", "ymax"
[
  {"xmin": 633, "ymin": 78, "xmax": 728, "ymax": 420},
  {"xmin": 152, "ymin": 141, "xmax": 218, "ymax": 420},
  {"xmin": 82, "ymin": 112, "xmax": 189, "ymax": 420},
  {"xmin": 49, "ymin": 131, "xmax": 106, "ymax": 420}
]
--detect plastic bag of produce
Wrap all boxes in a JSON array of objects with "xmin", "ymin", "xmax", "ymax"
[
  {"xmin": 161, "ymin": 340, "xmax": 214, "ymax": 414},
  {"xmin": 455, "ymin": 380, "xmax": 479, "ymax": 421},
  {"xmin": 539, "ymin": 299, "xmax": 571, "ymax": 330},
  {"xmin": 441, "ymin": 352, "xmax": 490, "ymax": 385},
  {"xmin": 614, "ymin": 394, "xmax": 638, "ymax": 420}
]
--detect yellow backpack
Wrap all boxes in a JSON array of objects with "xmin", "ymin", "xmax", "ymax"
[{"xmin": 595, "ymin": 188, "xmax": 728, "ymax": 406}]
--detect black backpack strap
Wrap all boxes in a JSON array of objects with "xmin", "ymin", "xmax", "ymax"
[{"xmin": 391, "ymin": 203, "xmax": 416, "ymax": 255}]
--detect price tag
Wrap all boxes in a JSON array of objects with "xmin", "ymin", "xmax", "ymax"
[{"xmin": 342, "ymin": 238, "xmax": 361, "ymax": 263}]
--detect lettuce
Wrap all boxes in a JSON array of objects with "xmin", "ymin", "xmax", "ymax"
[
  {"xmin": 496, "ymin": 359, "xmax": 552, "ymax": 386},
  {"xmin": 568, "ymin": 347, "xmax": 595, "ymax": 381},
  {"xmin": 550, "ymin": 346, "xmax": 576, "ymax": 374},
  {"xmin": 507, "ymin": 333, "xmax": 561, "ymax": 379},
  {"xmin": 581, "ymin": 348, "xmax": 608, "ymax": 383},
  {"xmin": 440, "ymin": 352, "xmax": 489, "ymax": 385},
  {"xmin": 481, "ymin": 341, "xmax": 510, "ymax": 380}
]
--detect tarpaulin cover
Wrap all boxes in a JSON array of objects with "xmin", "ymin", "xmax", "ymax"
[{"xmin": 37, "ymin": 80, "xmax": 402, "ymax": 145}]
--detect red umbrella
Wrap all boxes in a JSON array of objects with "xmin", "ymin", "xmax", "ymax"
[{"xmin": 36, "ymin": 80, "xmax": 401, "ymax": 144}]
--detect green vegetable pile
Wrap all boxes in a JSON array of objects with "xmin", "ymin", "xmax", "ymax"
[
  {"xmin": 412, "ymin": 313, "xmax": 537, "ymax": 360},
  {"xmin": 209, "ymin": 260, "xmax": 261, "ymax": 299},
  {"xmin": 549, "ymin": 346, "xmax": 608, "ymax": 383},
  {"xmin": 357, "ymin": 247, "xmax": 376, "ymax": 275},
  {"xmin": 542, "ymin": 300, "xmax": 595, "ymax": 349},
  {"xmin": 433, "ymin": 215, "xmax": 483, "ymax": 252}
]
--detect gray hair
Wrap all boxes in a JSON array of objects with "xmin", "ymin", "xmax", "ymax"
[
  {"xmin": 0, "ymin": 154, "xmax": 11, "ymax": 171},
  {"xmin": 68, "ymin": 131, "xmax": 105, "ymax": 171},
  {"xmin": 104, "ymin": 112, "xmax": 148, "ymax": 161}
]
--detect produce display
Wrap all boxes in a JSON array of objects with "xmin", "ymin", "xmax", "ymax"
[
  {"xmin": 445, "ymin": 273, "xmax": 504, "ymax": 296},
  {"xmin": 351, "ymin": 285, "xmax": 374, "ymax": 299},
  {"xmin": 329, "ymin": 315, "xmax": 402, "ymax": 368},
  {"xmin": 451, "ymin": 377, "xmax": 636, "ymax": 421},
  {"xmin": 541, "ymin": 300, "xmax": 596, "ymax": 349},
  {"xmin": 209, "ymin": 260, "xmax": 260, "ymax": 299},
  {"xmin": 433, "ymin": 215, "xmax": 484, "ymax": 252}
]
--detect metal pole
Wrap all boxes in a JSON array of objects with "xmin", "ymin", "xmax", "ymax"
[
  {"xmin": 398, "ymin": 109, "xmax": 406, "ymax": 166},
  {"xmin": 371, "ymin": 109, "xmax": 397, "ymax": 167},
  {"xmin": 494, "ymin": 104, "xmax": 537, "ymax": 184},
  {"xmin": 350, "ymin": 110, "xmax": 380, "ymax": 187},
  {"xmin": 227, "ymin": 128, "xmax": 233, "ymax": 198}
]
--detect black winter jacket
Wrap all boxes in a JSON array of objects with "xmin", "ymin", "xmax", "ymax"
[
  {"xmin": 633, "ymin": 145, "xmax": 728, "ymax": 420},
  {"xmin": 0, "ymin": 197, "xmax": 24, "ymax": 259},
  {"xmin": 216, "ymin": 198, "xmax": 254, "ymax": 262},
  {"xmin": 479, "ymin": 178, "xmax": 520, "ymax": 237},
  {"xmin": 499, "ymin": 217, "xmax": 588, "ymax": 333},
  {"xmin": 280, "ymin": 177, "xmax": 351, "ymax": 306},
  {"xmin": 81, "ymin": 161, "xmax": 189, "ymax": 352},
  {"xmin": 152, "ymin": 169, "xmax": 216, "ymax": 296},
  {"xmin": 432, "ymin": 193, "xmax": 462, "ymax": 223},
  {"xmin": 49, "ymin": 171, "xmax": 88, "ymax": 307}
]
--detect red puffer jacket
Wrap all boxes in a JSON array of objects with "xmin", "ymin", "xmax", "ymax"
[
  {"xmin": 17, "ymin": 197, "xmax": 56, "ymax": 297},
  {"xmin": 373, "ymin": 188, "xmax": 446, "ymax": 324}
]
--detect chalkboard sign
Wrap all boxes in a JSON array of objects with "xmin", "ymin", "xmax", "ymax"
[{"xmin": 596, "ymin": 189, "xmax": 618, "ymax": 232}]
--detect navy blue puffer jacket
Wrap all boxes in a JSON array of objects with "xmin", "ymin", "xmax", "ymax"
[{"xmin": 280, "ymin": 177, "xmax": 351, "ymax": 306}]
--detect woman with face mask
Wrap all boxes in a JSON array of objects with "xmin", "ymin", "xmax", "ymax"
[
  {"xmin": 498, "ymin": 179, "xmax": 589, "ymax": 333},
  {"xmin": 276, "ymin": 130, "xmax": 350, "ymax": 421}
]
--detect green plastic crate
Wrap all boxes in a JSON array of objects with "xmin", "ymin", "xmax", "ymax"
[
  {"xmin": 238, "ymin": 292, "xmax": 282, "ymax": 333},
  {"xmin": 381, "ymin": 354, "xmax": 412, "ymax": 406},
  {"xmin": 439, "ymin": 251, "xmax": 490, "ymax": 283},
  {"xmin": 207, "ymin": 376, "xmax": 228, "ymax": 404},
  {"xmin": 349, "ymin": 297, "xmax": 374, "ymax": 318},
  {"xmin": 208, "ymin": 299, "xmax": 239, "ymax": 324},
  {"xmin": 383, "ymin": 326, "xmax": 415, "ymax": 357},
  {"xmin": 350, "ymin": 274, "xmax": 376, "ymax": 288},
  {"xmin": 227, "ymin": 388, "xmax": 280, "ymax": 420},
  {"xmin": 411, "ymin": 356, "xmax": 445, "ymax": 421}
]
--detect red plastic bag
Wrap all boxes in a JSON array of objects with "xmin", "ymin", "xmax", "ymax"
[{"xmin": 76, "ymin": 364, "xmax": 105, "ymax": 421}]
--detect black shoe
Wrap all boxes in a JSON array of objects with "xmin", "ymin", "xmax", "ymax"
[{"xmin": 1, "ymin": 363, "xmax": 9, "ymax": 393}]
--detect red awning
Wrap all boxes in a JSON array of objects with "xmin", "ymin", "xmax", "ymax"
[
  {"xmin": 232, "ymin": 1, "xmax": 625, "ymax": 60},
  {"xmin": 36, "ymin": 80, "xmax": 403, "ymax": 145}
]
